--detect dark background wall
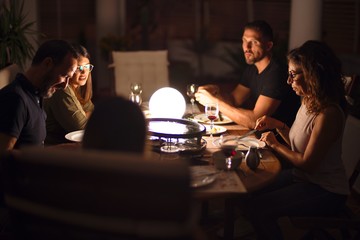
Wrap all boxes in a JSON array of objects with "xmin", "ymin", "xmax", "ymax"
[{"xmin": 36, "ymin": 0, "xmax": 360, "ymax": 96}]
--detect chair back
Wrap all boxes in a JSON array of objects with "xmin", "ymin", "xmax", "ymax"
[
  {"xmin": 344, "ymin": 75, "xmax": 360, "ymax": 118},
  {"xmin": 1, "ymin": 147, "xmax": 196, "ymax": 239},
  {"xmin": 0, "ymin": 64, "xmax": 21, "ymax": 89},
  {"xmin": 110, "ymin": 50, "xmax": 170, "ymax": 101},
  {"xmin": 342, "ymin": 114, "xmax": 360, "ymax": 180}
]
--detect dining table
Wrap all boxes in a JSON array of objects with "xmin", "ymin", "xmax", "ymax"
[
  {"xmin": 191, "ymin": 123, "xmax": 281, "ymax": 197},
  {"xmin": 180, "ymin": 120, "xmax": 281, "ymax": 240},
  {"xmin": 53, "ymin": 106, "xmax": 282, "ymax": 240}
]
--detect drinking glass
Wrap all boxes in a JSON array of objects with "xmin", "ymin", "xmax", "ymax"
[
  {"xmin": 205, "ymin": 102, "xmax": 219, "ymax": 138},
  {"xmin": 186, "ymin": 84, "xmax": 198, "ymax": 116},
  {"xmin": 130, "ymin": 83, "xmax": 142, "ymax": 95},
  {"xmin": 219, "ymin": 134, "xmax": 238, "ymax": 156},
  {"xmin": 129, "ymin": 93, "xmax": 142, "ymax": 106},
  {"xmin": 129, "ymin": 83, "xmax": 143, "ymax": 106}
]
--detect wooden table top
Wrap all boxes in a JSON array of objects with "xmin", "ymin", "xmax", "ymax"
[
  {"xmin": 48, "ymin": 123, "xmax": 281, "ymax": 199},
  {"xmin": 193, "ymin": 124, "xmax": 281, "ymax": 199}
]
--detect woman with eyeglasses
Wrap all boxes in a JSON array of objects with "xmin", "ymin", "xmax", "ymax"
[
  {"xmin": 44, "ymin": 44, "xmax": 94, "ymax": 145},
  {"xmin": 243, "ymin": 40, "xmax": 349, "ymax": 240}
]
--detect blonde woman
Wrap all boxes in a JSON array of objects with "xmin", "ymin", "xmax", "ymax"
[{"xmin": 44, "ymin": 44, "xmax": 94, "ymax": 145}]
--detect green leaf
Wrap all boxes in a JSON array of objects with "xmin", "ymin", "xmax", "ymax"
[{"xmin": 0, "ymin": 0, "xmax": 40, "ymax": 70}]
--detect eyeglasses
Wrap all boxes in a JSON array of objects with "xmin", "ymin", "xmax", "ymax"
[
  {"xmin": 288, "ymin": 70, "xmax": 302, "ymax": 80},
  {"xmin": 76, "ymin": 64, "xmax": 94, "ymax": 72}
]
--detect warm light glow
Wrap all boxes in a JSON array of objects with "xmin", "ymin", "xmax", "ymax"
[{"xmin": 149, "ymin": 87, "xmax": 186, "ymax": 118}]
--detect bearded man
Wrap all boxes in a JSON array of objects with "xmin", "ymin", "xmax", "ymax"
[
  {"xmin": 0, "ymin": 40, "xmax": 79, "ymax": 153},
  {"xmin": 195, "ymin": 20, "xmax": 299, "ymax": 129}
]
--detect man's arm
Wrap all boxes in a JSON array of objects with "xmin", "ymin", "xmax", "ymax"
[
  {"xmin": 231, "ymin": 84, "xmax": 251, "ymax": 106},
  {"xmin": 196, "ymin": 85, "xmax": 281, "ymax": 129},
  {"xmin": 220, "ymin": 95, "xmax": 281, "ymax": 129},
  {"xmin": 0, "ymin": 133, "xmax": 17, "ymax": 154}
]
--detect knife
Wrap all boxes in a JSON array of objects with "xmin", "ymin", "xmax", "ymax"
[
  {"xmin": 237, "ymin": 129, "xmax": 257, "ymax": 140},
  {"xmin": 221, "ymin": 129, "xmax": 257, "ymax": 145}
]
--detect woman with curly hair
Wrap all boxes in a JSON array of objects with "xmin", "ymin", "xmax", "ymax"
[{"xmin": 244, "ymin": 40, "xmax": 349, "ymax": 240}]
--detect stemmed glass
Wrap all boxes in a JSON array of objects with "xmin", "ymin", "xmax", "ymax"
[
  {"xmin": 205, "ymin": 102, "xmax": 219, "ymax": 138},
  {"xmin": 129, "ymin": 83, "xmax": 143, "ymax": 106},
  {"xmin": 186, "ymin": 84, "xmax": 198, "ymax": 116}
]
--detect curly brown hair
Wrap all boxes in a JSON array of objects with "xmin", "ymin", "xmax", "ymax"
[{"xmin": 287, "ymin": 40, "xmax": 347, "ymax": 114}]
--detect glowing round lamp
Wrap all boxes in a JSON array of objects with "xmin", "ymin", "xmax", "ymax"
[{"xmin": 149, "ymin": 87, "xmax": 186, "ymax": 118}]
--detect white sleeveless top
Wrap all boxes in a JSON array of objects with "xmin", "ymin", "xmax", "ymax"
[{"xmin": 289, "ymin": 103, "xmax": 349, "ymax": 195}]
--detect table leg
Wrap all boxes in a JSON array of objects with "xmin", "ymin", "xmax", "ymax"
[
  {"xmin": 201, "ymin": 200, "xmax": 209, "ymax": 220},
  {"xmin": 223, "ymin": 198, "xmax": 236, "ymax": 239}
]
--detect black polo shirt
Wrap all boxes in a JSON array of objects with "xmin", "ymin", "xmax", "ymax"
[{"xmin": 0, "ymin": 73, "xmax": 46, "ymax": 149}]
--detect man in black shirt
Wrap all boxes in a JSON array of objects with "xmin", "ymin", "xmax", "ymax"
[
  {"xmin": 0, "ymin": 40, "xmax": 79, "ymax": 154},
  {"xmin": 195, "ymin": 20, "xmax": 299, "ymax": 129}
]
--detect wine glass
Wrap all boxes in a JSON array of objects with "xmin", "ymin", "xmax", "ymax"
[
  {"xmin": 129, "ymin": 83, "xmax": 143, "ymax": 106},
  {"xmin": 130, "ymin": 83, "xmax": 142, "ymax": 95},
  {"xmin": 186, "ymin": 84, "xmax": 198, "ymax": 116},
  {"xmin": 129, "ymin": 93, "xmax": 142, "ymax": 106},
  {"xmin": 205, "ymin": 102, "xmax": 219, "ymax": 138}
]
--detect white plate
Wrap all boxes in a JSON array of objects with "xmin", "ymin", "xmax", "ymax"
[
  {"xmin": 65, "ymin": 130, "xmax": 84, "ymax": 142},
  {"xmin": 191, "ymin": 175, "xmax": 217, "ymax": 188},
  {"xmin": 205, "ymin": 125, "xmax": 227, "ymax": 135},
  {"xmin": 193, "ymin": 113, "xmax": 233, "ymax": 125},
  {"xmin": 212, "ymin": 136, "xmax": 266, "ymax": 151}
]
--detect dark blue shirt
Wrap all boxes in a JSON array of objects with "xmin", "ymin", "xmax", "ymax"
[{"xmin": 0, "ymin": 73, "xmax": 46, "ymax": 148}]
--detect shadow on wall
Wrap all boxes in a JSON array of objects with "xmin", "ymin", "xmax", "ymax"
[
  {"xmin": 340, "ymin": 55, "xmax": 360, "ymax": 76},
  {"xmin": 168, "ymin": 40, "xmax": 243, "ymax": 98}
]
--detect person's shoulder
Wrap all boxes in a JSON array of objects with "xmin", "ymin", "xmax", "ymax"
[
  {"xmin": 0, "ymin": 84, "xmax": 26, "ymax": 108},
  {"xmin": 316, "ymin": 105, "xmax": 345, "ymax": 135},
  {"xmin": 0, "ymin": 76, "xmax": 24, "ymax": 98},
  {"xmin": 52, "ymin": 87, "xmax": 73, "ymax": 99},
  {"xmin": 315, "ymin": 104, "xmax": 345, "ymax": 128},
  {"xmin": 322, "ymin": 104, "xmax": 345, "ymax": 118}
]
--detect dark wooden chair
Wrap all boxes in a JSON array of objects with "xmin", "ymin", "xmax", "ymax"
[
  {"xmin": 1, "ymin": 147, "xmax": 199, "ymax": 240},
  {"xmin": 289, "ymin": 157, "xmax": 360, "ymax": 240},
  {"xmin": 345, "ymin": 75, "xmax": 360, "ymax": 118}
]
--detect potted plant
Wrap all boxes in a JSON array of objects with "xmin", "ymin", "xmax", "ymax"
[{"xmin": 0, "ymin": 0, "xmax": 38, "ymax": 70}]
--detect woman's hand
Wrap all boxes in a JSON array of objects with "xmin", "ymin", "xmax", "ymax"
[
  {"xmin": 255, "ymin": 115, "xmax": 276, "ymax": 131},
  {"xmin": 259, "ymin": 131, "xmax": 279, "ymax": 149}
]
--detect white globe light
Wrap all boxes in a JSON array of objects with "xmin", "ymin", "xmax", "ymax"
[{"xmin": 149, "ymin": 87, "xmax": 186, "ymax": 118}]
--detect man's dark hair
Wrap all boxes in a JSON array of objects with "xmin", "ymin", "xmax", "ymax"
[
  {"xmin": 32, "ymin": 40, "xmax": 79, "ymax": 65},
  {"xmin": 244, "ymin": 20, "xmax": 274, "ymax": 42}
]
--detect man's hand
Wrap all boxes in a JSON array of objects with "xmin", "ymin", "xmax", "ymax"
[
  {"xmin": 195, "ymin": 88, "xmax": 218, "ymax": 106},
  {"xmin": 198, "ymin": 84, "xmax": 220, "ymax": 96}
]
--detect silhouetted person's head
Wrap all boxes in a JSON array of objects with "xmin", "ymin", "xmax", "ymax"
[{"xmin": 82, "ymin": 96, "xmax": 147, "ymax": 153}]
